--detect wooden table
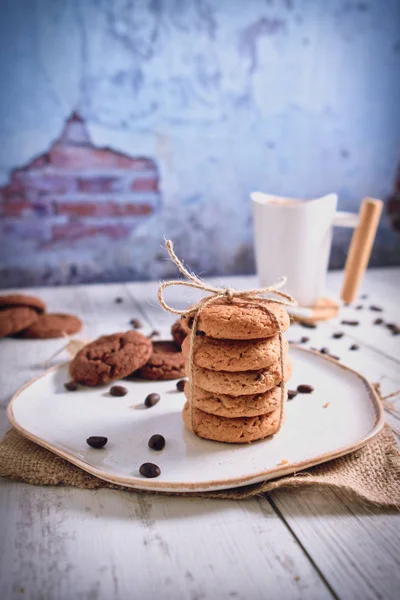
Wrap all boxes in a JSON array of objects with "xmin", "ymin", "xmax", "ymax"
[{"xmin": 1, "ymin": 268, "xmax": 399, "ymax": 600}]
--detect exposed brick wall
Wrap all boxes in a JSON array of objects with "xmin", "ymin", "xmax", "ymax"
[{"xmin": 0, "ymin": 113, "xmax": 161, "ymax": 250}]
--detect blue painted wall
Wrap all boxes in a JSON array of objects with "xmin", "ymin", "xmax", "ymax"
[{"xmin": 0, "ymin": 0, "xmax": 399, "ymax": 286}]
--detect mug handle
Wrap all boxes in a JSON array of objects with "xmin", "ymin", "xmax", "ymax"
[{"xmin": 340, "ymin": 198, "xmax": 383, "ymax": 304}]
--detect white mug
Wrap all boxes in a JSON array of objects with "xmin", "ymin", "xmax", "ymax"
[{"xmin": 251, "ymin": 192, "xmax": 359, "ymax": 307}]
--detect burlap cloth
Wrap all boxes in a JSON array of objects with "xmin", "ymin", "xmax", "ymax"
[{"xmin": 1, "ymin": 421, "xmax": 399, "ymax": 506}]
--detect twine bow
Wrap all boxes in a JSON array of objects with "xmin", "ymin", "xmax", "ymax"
[{"xmin": 158, "ymin": 240, "xmax": 297, "ymax": 436}]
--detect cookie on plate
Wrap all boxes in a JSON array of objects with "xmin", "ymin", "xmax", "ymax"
[
  {"xmin": 19, "ymin": 313, "xmax": 82, "ymax": 339},
  {"xmin": 182, "ymin": 334, "xmax": 288, "ymax": 372},
  {"xmin": 182, "ymin": 401, "xmax": 280, "ymax": 443},
  {"xmin": 181, "ymin": 299, "xmax": 290, "ymax": 340},
  {"xmin": 0, "ymin": 307, "xmax": 39, "ymax": 338},
  {"xmin": 184, "ymin": 383, "xmax": 282, "ymax": 418},
  {"xmin": 136, "ymin": 340, "xmax": 185, "ymax": 380},
  {"xmin": 188, "ymin": 358, "xmax": 292, "ymax": 396},
  {"xmin": 70, "ymin": 331, "xmax": 152, "ymax": 386},
  {"xmin": 171, "ymin": 319, "xmax": 187, "ymax": 347},
  {"xmin": 0, "ymin": 293, "xmax": 46, "ymax": 313}
]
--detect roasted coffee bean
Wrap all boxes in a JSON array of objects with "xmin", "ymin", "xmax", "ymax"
[
  {"xmin": 86, "ymin": 436, "xmax": 108, "ymax": 448},
  {"xmin": 195, "ymin": 329, "xmax": 206, "ymax": 336},
  {"xmin": 299, "ymin": 321, "xmax": 317, "ymax": 329},
  {"xmin": 110, "ymin": 385, "xmax": 128, "ymax": 397},
  {"xmin": 176, "ymin": 379, "xmax": 186, "ymax": 391},
  {"xmin": 130, "ymin": 318, "xmax": 142, "ymax": 329},
  {"xmin": 147, "ymin": 329, "xmax": 160, "ymax": 339},
  {"xmin": 369, "ymin": 305, "xmax": 383, "ymax": 312},
  {"xmin": 374, "ymin": 318, "xmax": 384, "ymax": 325},
  {"xmin": 148, "ymin": 434, "xmax": 165, "ymax": 451},
  {"xmin": 391, "ymin": 326, "xmax": 400, "ymax": 336},
  {"xmin": 115, "ymin": 297, "xmax": 123, "ymax": 303},
  {"xmin": 320, "ymin": 347, "xmax": 329, "ymax": 354},
  {"xmin": 350, "ymin": 344, "xmax": 359, "ymax": 351},
  {"xmin": 356, "ymin": 305, "xmax": 363, "ymax": 310},
  {"xmin": 341, "ymin": 320, "xmax": 359, "ymax": 326},
  {"xmin": 64, "ymin": 380, "xmax": 78, "ymax": 391},
  {"xmin": 300, "ymin": 336, "xmax": 310, "ymax": 343},
  {"xmin": 144, "ymin": 393, "xmax": 160, "ymax": 407},
  {"xmin": 297, "ymin": 384, "xmax": 314, "ymax": 394},
  {"xmin": 288, "ymin": 390, "xmax": 298, "ymax": 400},
  {"xmin": 332, "ymin": 332, "xmax": 344, "ymax": 339},
  {"xmin": 139, "ymin": 462, "xmax": 161, "ymax": 478}
]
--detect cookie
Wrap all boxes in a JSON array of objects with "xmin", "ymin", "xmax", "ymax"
[
  {"xmin": 182, "ymin": 334, "xmax": 288, "ymax": 371},
  {"xmin": 181, "ymin": 299, "xmax": 290, "ymax": 339},
  {"xmin": 19, "ymin": 313, "xmax": 82, "ymax": 339},
  {"xmin": 0, "ymin": 293, "xmax": 46, "ymax": 313},
  {"xmin": 185, "ymin": 383, "xmax": 282, "ymax": 417},
  {"xmin": 188, "ymin": 358, "xmax": 292, "ymax": 396},
  {"xmin": 70, "ymin": 331, "xmax": 152, "ymax": 386},
  {"xmin": 182, "ymin": 401, "xmax": 280, "ymax": 443},
  {"xmin": 171, "ymin": 319, "xmax": 187, "ymax": 347},
  {"xmin": 0, "ymin": 307, "xmax": 39, "ymax": 338},
  {"xmin": 136, "ymin": 340, "xmax": 185, "ymax": 380}
]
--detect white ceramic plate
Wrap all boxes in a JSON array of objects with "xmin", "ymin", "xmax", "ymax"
[{"xmin": 7, "ymin": 347, "xmax": 383, "ymax": 493}]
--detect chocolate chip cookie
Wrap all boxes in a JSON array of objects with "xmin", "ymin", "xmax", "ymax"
[
  {"xmin": 0, "ymin": 293, "xmax": 46, "ymax": 313},
  {"xmin": 0, "ymin": 307, "xmax": 39, "ymax": 338},
  {"xmin": 136, "ymin": 340, "xmax": 185, "ymax": 380},
  {"xmin": 19, "ymin": 313, "xmax": 82, "ymax": 339},
  {"xmin": 171, "ymin": 319, "xmax": 187, "ymax": 346}
]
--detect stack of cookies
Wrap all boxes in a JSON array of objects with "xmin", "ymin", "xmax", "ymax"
[{"xmin": 180, "ymin": 300, "xmax": 291, "ymax": 443}]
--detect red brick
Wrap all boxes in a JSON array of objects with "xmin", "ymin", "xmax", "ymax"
[
  {"xmin": 77, "ymin": 176, "xmax": 121, "ymax": 193},
  {"xmin": 49, "ymin": 145, "xmax": 156, "ymax": 170},
  {"xmin": 1, "ymin": 200, "xmax": 33, "ymax": 217},
  {"xmin": 5, "ymin": 172, "xmax": 77, "ymax": 194},
  {"xmin": 51, "ymin": 222, "xmax": 133, "ymax": 242},
  {"xmin": 55, "ymin": 201, "xmax": 154, "ymax": 218},
  {"xmin": 130, "ymin": 177, "xmax": 159, "ymax": 192}
]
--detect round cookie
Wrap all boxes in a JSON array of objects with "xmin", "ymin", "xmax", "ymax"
[
  {"xmin": 136, "ymin": 340, "xmax": 185, "ymax": 380},
  {"xmin": 188, "ymin": 358, "xmax": 292, "ymax": 396},
  {"xmin": 185, "ymin": 383, "xmax": 282, "ymax": 417},
  {"xmin": 182, "ymin": 334, "xmax": 288, "ymax": 372},
  {"xmin": 181, "ymin": 299, "xmax": 290, "ymax": 340},
  {"xmin": 19, "ymin": 313, "xmax": 82, "ymax": 339},
  {"xmin": 70, "ymin": 331, "xmax": 152, "ymax": 386},
  {"xmin": 171, "ymin": 319, "xmax": 187, "ymax": 347},
  {"xmin": 0, "ymin": 307, "xmax": 39, "ymax": 338},
  {"xmin": 0, "ymin": 293, "xmax": 46, "ymax": 313},
  {"xmin": 182, "ymin": 401, "xmax": 280, "ymax": 443}
]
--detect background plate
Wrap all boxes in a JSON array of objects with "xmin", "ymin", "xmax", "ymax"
[{"xmin": 7, "ymin": 347, "xmax": 384, "ymax": 492}]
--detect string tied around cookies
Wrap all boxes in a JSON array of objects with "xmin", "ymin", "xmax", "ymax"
[{"xmin": 158, "ymin": 240, "xmax": 297, "ymax": 435}]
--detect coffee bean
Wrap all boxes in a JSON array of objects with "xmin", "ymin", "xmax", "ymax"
[
  {"xmin": 297, "ymin": 384, "xmax": 314, "ymax": 394},
  {"xmin": 110, "ymin": 385, "xmax": 128, "ymax": 397},
  {"xmin": 320, "ymin": 347, "xmax": 329, "ymax": 354},
  {"xmin": 144, "ymin": 393, "xmax": 160, "ymax": 407},
  {"xmin": 64, "ymin": 381, "xmax": 78, "ymax": 391},
  {"xmin": 341, "ymin": 320, "xmax": 359, "ymax": 326},
  {"xmin": 148, "ymin": 434, "xmax": 165, "ymax": 451},
  {"xmin": 369, "ymin": 305, "xmax": 383, "ymax": 312},
  {"xmin": 147, "ymin": 329, "xmax": 160, "ymax": 339},
  {"xmin": 288, "ymin": 390, "xmax": 298, "ymax": 400},
  {"xmin": 115, "ymin": 297, "xmax": 123, "ymax": 303},
  {"xmin": 300, "ymin": 336, "xmax": 309, "ymax": 343},
  {"xmin": 374, "ymin": 318, "xmax": 384, "ymax": 325},
  {"xmin": 176, "ymin": 379, "xmax": 186, "ymax": 391},
  {"xmin": 355, "ymin": 305, "xmax": 363, "ymax": 310},
  {"xmin": 332, "ymin": 332, "xmax": 344, "ymax": 339},
  {"xmin": 350, "ymin": 344, "xmax": 359, "ymax": 351},
  {"xmin": 86, "ymin": 436, "xmax": 108, "ymax": 448},
  {"xmin": 391, "ymin": 326, "xmax": 400, "ymax": 336},
  {"xmin": 139, "ymin": 462, "xmax": 161, "ymax": 478},
  {"xmin": 130, "ymin": 318, "xmax": 142, "ymax": 329},
  {"xmin": 195, "ymin": 330, "xmax": 206, "ymax": 336},
  {"xmin": 360, "ymin": 294, "xmax": 368, "ymax": 299},
  {"xmin": 299, "ymin": 321, "xmax": 317, "ymax": 329}
]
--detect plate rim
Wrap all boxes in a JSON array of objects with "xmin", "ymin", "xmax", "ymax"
[{"xmin": 7, "ymin": 347, "xmax": 385, "ymax": 493}]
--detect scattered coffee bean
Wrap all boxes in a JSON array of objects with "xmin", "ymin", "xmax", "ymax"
[
  {"xmin": 64, "ymin": 380, "xmax": 78, "ymax": 391},
  {"xmin": 195, "ymin": 329, "xmax": 206, "ymax": 336},
  {"xmin": 288, "ymin": 390, "xmax": 298, "ymax": 400},
  {"xmin": 369, "ymin": 305, "xmax": 383, "ymax": 312},
  {"xmin": 349, "ymin": 344, "xmax": 359, "ymax": 351},
  {"xmin": 391, "ymin": 326, "xmax": 400, "ymax": 336},
  {"xmin": 299, "ymin": 321, "xmax": 317, "ymax": 329},
  {"xmin": 360, "ymin": 294, "xmax": 368, "ymax": 299},
  {"xmin": 374, "ymin": 318, "xmax": 384, "ymax": 325},
  {"xmin": 139, "ymin": 463, "xmax": 161, "ymax": 478},
  {"xmin": 297, "ymin": 384, "xmax": 314, "ymax": 394},
  {"xmin": 176, "ymin": 379, "xmax": 186, "ymax": 391},
  {"xmin": 386, "ymin": 323, "xmax": 396, "ymax": 331},
  {"xmin": 130, "ymin": 318, "xmax": 142, "ymax": 329},
  {"xmin": 110, "ymin": 385, "xmax": 128, "ymax": 397},
  {"xmin": 188, "ymin": 317, "xmax": 194, "ymax": 329},
  {"xmin": 332, "ymin": 332, "xmax": 344, "ymax": 339},
  {"xmin": 300, "ymin": 336, "xmax": 310, "ymax": 343},
  {"xmin": 341, "ymin": 320, "xmax": 359, "ymax": 326},
  {"xmin": 355, "ymin": 305, "xmax": 363, "ymax": 310},
  {"xmin": 148, "ymin": 330, "xmax": 160, "ymax": 339},
  {"xmin": 86, "ymin": 436, "xmax": 108, "ymax": 449},
  {"xmin": 320, "ymin": 347, "xmax": 329, "ymax": 354},
  {"xmin": 148, "ymin": 434, "xmax": 166, "ymax": 451},
  {"xmin": 115, "ymin": 297, "xmax": 123, "ymax": 303},
  {"xmin": 144, "ymin": 393, "xmax": 160, "ymax": 408}
]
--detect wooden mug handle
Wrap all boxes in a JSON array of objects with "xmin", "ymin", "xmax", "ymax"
[{"xmin": 341, "ymin": 198, "xmax": 383, "ymax": 304}]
